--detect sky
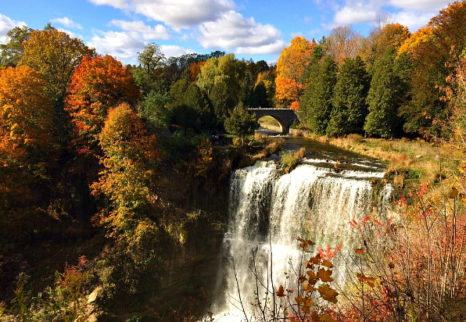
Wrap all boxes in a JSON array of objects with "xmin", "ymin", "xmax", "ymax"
[{"xmin": 0, "ymin": 0, "xmax": 455, "ymax": 65}]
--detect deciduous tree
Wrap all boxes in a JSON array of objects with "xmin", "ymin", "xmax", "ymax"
[
  {"xmin": 19, "ymin": 28, "xmax": 95, "ymax": 106},
  {"xmin": 91, "ymin": 103, "xmax": 158, "ymax": 240},
  {"xmin": 325, "ymin": 26, "xmax": 362, "ymax": 65},
  {"xmin": 275, "ymin": 36, "xmax": 316, "ymax": 107},
  {"xmin": 0, "ymin": 26, "xmax": 32, "ymax": 67},
  {"xmin": 65, "ymin": 55, "xmax": 138, "ymax": 152}
]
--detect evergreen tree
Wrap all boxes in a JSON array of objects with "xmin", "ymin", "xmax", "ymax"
[
  {"xmin": 247, "ymin": 82, "xmax": 269, "ymax": 107},
  {"xmin": 327, "ymin": 56, "xmax": 370, "ymax": 136},
  {"xmin": 210, "ymin": 81, "xmax": 236, "ymax": 121},
  {"xmin": 364, "ymin": 48, "xmax": 408, "ymax": 138},
  {"xmin": 300, "ymin": 56, "xmax": 337, "ymax": 134},
  {"xmin": 224, "ymin": 107, "xmax": 258, "ymax": 143},
  {"xmin": 182, "ymin": 83, "xmax": 216, "ymax": 132}
]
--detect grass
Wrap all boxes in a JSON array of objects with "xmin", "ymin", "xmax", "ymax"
[
  {"xmin": 318, "ymin": 134, "xmax": 462, "ymax": 186},
  {"xmin": 281, "ymin": 147, "xmax": 306, "ymax": 173}
]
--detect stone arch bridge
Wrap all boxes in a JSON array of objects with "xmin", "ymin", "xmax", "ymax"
[{"xmin": 248, "ymin": 108, "xmax": 299, "ymax": 134}]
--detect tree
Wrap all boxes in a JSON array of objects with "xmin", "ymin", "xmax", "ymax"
[
  {"xmin": 224, "ymin": 107, "xmax": 258, "ymax": 143},
  {"xmin": 65, "ymin": 55, "xmax": 138, "ymax": 152},
  {"xmin": 209, "ymin": 81, "xmax": 236, "ymax": 120},
  {"xmin": 275, "ymin": 36, "xmax": 316, "ymax": 107},
  {"xmin": 0, "ymin": 66, "xmax": 55, "ymax": 160},
  {"xmin": 247, "ymin": 82, "xmax": 269, "ymax": 107},
  {"xmin": 398, "ymin": 1, "xmax": 466, "ymax": 138},
  {"xmin": 138, "ymin": 43, "xmax": 165, "ymax": 74},
  {"xmin": 364, "ymin": 48, "xmax": 408, "ymax": 138},
  {"xmin": 300, "ymin": 56, "xmax": 338, "ymax": 134},
  {"xmin": 197, "ymin": 54, "xmax": 245, "ymax": 120},
  {"xmin": 19, "ymin": 28, "xmax": 95, "ymax": 106},
  {"xmin": 137, "ymin": 91, "xmax": 171, "ymax": 130},
  {"xmin": 325, "ymin": 26, "xmax": 362, "ymax": 65},
  {"xmin": 0, "ymin": 26, "xmax": 32, "ymax": 67},
  {"xmin": 359, "ymin": 23, "xmax": 410, "ymax": 69},
  {"xmin": 327, "ymin": 56, "xmax": 370, "ymax": 136},
  {"xmin": 182, "ymin": 83, "xmax": 216, "ymax": 132},
  {"xmin": 255, "ymin": 69, "xmax": 276, "ymax": 106},
  {"xmin": 0, "ymin": 66, "xmax": 56, "ymax": 225},
  {"xmin": 132, "ymin": 43, "xmax": 167, "ymax": 95},
  {"xmin": 91, "ymin": 103, "xmax": 158, "ymax": 241}
]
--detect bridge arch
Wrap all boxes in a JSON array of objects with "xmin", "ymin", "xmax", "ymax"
[{"xmin": 248, "ymin": 108, "xmax": 299, "ymax": 134}]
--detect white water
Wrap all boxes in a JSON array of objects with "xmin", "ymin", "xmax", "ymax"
[{"xmin": 214, "ymin": 159, "xmax": 391, "ymax": 321}]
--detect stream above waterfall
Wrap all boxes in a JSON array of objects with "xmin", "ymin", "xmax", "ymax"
[{"xmin": 213, "ymin": 138, "xmax": 393, "ymax": 321}]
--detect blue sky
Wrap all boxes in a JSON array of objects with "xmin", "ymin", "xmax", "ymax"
[{"xmin": 0, "ymin": 0, "xmax": 454, "ymax": 64}]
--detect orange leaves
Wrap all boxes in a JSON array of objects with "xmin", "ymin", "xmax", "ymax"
[
  {"xmin": 290, "ymin": 101, "xmax": 300, "ymax": 111},
  {"xmin": 318, "ymin": 284, "xmax": 338, "ymax": 304},
  {"xmin": 276, "ymin": 285, "xmax": 285, "ymax": 297},
  {"xmin": 91, "ymin": 103, "xmax": 157, "ymax": 239},
  {"xmin": 355, "ymin": 248, "xmax": 365, "ymax": 255},
  {"xmin": 276, "ymin": 36, "xmax": 316, "ymax": 105},
  {"xmin": 65, "ymin": 55, "xmax": 138, "ymax": 152},
  {"xmin": 0, "ymin": 66, "xmax": 54, "ymax": 155},
  {"xmin": 317, "ymin": 268, "xmax": 333, "ymax": 283}
]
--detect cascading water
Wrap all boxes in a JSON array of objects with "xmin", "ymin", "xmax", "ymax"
[{"xmin": 214, "ymin": 157, "xmax": 392, "ymax": 321}]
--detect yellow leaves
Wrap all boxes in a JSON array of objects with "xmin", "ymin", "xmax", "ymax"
[{"xmin": 318, "ymin": 284, "xmax": 338, "ymax": 304}]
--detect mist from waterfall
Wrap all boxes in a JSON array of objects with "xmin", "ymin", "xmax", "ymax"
[{"xmin": 214, "ymin": 159, "xmax": 392, "ymax": 321}]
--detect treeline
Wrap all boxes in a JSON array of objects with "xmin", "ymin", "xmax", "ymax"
[{"xmin": 276, "ymin": 2, "xmax": 465, "ymax": 139}]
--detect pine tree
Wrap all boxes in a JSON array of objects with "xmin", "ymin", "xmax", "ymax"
[
  {"xmin": 300, "ymin": 56, "xmax": 337, "ymax": 134},
  {"xmin": 364, "ymin": 48, "xmax": 407, "ymax": 138},
  {"xmin": 327, "ymin": 56, "xmax": 370, "ymax": 136}
]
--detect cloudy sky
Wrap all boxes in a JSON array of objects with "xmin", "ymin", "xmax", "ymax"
[{"xmin": 0, "ymin": 0, "xmax": 454, "ymax": 64}]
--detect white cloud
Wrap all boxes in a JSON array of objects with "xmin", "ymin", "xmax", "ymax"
[
  {"xmin": 51, "ymin": 17, "xmax": 83, "ymax": 29},
  {"xmin": 88, "ymin": 30, "xmax": 146, "ymax": 62},
  {"xmin": 160, "ymin": 45, "xmax": 193, "ymax": 57},
  {"xmin": 334, "ymin": 5, "xmax": 378, "ymax": 25},
  {"xmin": 387, "ymin": 10, "xmax": 437, "ymax": 31},
  {"xmin": 0, "ymin": 14, "xmax": 26, "ymax": 44},
  {"xmin": 331, "ymin": 0, "xmax": 453, "ymax": 31},
  {"xmin": 109, "ymin": 20, "xmax": 170, "ymax": 40},
  {"xmin": 57, "ymin": 28, "xmax": 84, "ymax": 39},
  {"xmin": 199, "ymin": 11, "xmax": 285, "ymax": 55},
  {"xmin": 388, "ymin": 0, "xmax": 452, "ymax": 11},
  {"xmin": 88, "ymin": 0, "xmax": 234, "ymax": 30},
  {"xmin": 88, "ymin": 29, "xmax": 193, "ymax": 63}
]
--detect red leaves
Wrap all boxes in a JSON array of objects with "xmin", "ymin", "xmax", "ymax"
[{"xmin": 417, "ymin": 183, "xmax": 427, "ymax": 197}]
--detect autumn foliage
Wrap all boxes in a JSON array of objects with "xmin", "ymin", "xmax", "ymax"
[
  {"xmin": 0, "ymin": 66, "xmax": 55, "ymax": 157},
  {"xmin": 275, "ymin": 36, "xmax": 316, "ymax": 107},
  {"xmin": 65, "ymin": 55, "xmax": 138, "ymax": 152},
  {"xmin": 91, "ymin": 103, "xmax": 158, "ymax": 240}
]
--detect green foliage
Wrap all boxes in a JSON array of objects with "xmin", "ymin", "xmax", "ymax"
[
  {"xmin": 364, "ymin": 48, "xmax": 409, "ymax": 138},
  {"xmin": 137, "ymin": 90, "xmax": 171, "ymax": 130},
  {"xmin": 327, "ymin": 56, "xmax": 370, "ymax": 136},
  {"xmin": 246, "ymin": 81, "xmax": 269, "ymax": 107},
  {"xmin": 300, "ymin": 56, "xmax": 338, "ymax": 134},
  {"xmin": 0, "ymin": 26, "xmax": 32, "ymax": 67},
  {"xmin": 209, "ymin": 80, "xmax": 236, "ymax": 120},
  {"xmin": 224, "ymin": 106, "xmax": 258, "ymax": 141},
  {"xmin": 281, "ymin": 147, "xmax": 306, "ymax": 173},
  {"xmin": 197, "ymin": 54, "xmax": 245, "ymax": 120}
]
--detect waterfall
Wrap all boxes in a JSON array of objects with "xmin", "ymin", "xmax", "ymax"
[{"xmin": 214, "ymin": 158, "xmax": 391, "ymax": 321}]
